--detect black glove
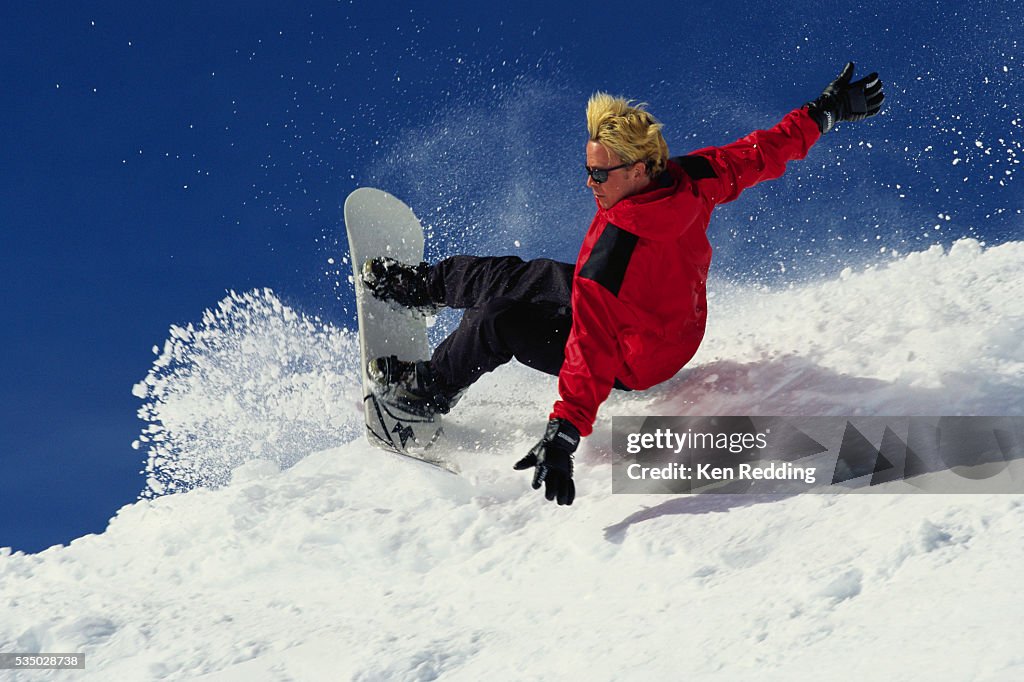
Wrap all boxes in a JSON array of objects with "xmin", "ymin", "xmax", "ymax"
[
  {"xmin": 513, "ymin": 418, "xmax": 580, "ymax": 506},
  {"xmin": 806, "ymin": 62, "xmax": 885, "ymax": 134}
]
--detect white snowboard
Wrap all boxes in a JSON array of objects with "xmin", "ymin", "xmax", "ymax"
[{"xmin": 343, "ymin": 188, "xmax": 452, "ymax": 470}]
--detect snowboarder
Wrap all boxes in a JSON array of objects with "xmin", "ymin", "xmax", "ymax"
[{"xmin": 361, "ymin": 63, "xmax": 884, "ymax": 505}]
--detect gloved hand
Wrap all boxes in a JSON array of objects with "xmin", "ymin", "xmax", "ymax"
[
  {"xmin": 513, "ymin": 418, "xmax": 580, "ymax": 505},
  {"xmin": 806, "ymin": 62, "xmax": 885, "ymax": 134}
]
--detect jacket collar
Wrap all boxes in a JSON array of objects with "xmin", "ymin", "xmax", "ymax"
[{"xmin": 597, "ymin": 162, "xmax": 689, "ymax": 240}]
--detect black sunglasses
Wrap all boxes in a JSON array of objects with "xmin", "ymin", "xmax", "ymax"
[{"xmin": 584, "ymin": 163, "xmax": 632, "ymax": 183}]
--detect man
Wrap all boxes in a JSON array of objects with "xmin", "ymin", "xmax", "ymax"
[{"xmin": 362, "ymin": 63, "xmax": 884, "ymax": 506}]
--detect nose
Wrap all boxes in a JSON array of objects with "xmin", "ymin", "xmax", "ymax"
[{"xmin": 586, "ymin": 173, "xmax": 597, "ymax": 189}]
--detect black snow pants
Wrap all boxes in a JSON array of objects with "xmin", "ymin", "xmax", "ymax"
[{"xmin": 425, "ymin": 255, "xmax": 630, "ymax": 394}]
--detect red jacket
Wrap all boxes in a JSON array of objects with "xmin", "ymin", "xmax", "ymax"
[{"xmin": 550, "ymin": 107, "xmax": 821, "ymax": 436}]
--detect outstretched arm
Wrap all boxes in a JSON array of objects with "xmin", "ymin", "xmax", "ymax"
[
  {"xmin": 685, "ymin": 62, "xmax": 885, "ymax": 205},
  {"xmin": 685, "ymin": 108, "xmax": 821, "ymax": 206}
]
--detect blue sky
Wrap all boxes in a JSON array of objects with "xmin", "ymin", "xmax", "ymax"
[{"xmin": 2, "ymin": 1, "xmax": 1020, "ymax": 552}]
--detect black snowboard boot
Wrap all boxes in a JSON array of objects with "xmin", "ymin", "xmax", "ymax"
[
  {"xmin": 361, "ymin": 257, "xmax": 440, "ymax": 314},
  {"xmin": 367, "ymin": 355, "xmax": 463, "ymax": 417}
]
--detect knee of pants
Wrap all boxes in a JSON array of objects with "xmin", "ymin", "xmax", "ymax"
[
  {"xmin": 458, "ymin": 298, "xmax": 522, "ymax": 352},
  {"xmin": 493, "ymin": 301, "xmax": 572, "ymax": 373}
]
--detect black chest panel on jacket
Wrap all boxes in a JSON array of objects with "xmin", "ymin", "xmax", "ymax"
[{"xmin": 579, "ymin": 223, "xmax": 639, "ymax": 297}]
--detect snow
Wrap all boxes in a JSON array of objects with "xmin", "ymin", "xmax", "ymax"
[{"xmin": 2, "ymin": 239, "xmax": 1024, "ymax": 680}]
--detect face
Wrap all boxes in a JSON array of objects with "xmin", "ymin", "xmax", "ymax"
[{"xmin": 585, "ymin": 141, "xmax": 649, "ymax": 209}]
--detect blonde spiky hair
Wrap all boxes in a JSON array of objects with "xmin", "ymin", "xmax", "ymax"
[{"xmin": 586, "ymin": 92, "xmax": 669, "ymax": 177}]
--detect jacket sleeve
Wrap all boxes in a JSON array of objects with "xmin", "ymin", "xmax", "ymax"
[
  {"xmin": 688, "ymin": 107, "xmax": 821, "ymax": 206},
  {"xmin": 549, "ymin": 276, "xmax": 620, "ymax": 437}
]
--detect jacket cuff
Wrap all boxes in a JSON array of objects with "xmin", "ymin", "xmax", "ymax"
[
  {"xmin": 549, "ymin": 405, "xmax": 592, "ymax": 438},
  {"xmin": 803, "ymin": 102, "xmax": 832, "ymax": 135}
]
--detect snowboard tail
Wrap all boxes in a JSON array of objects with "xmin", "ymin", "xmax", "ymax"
[{"xmin": 365, "ymin": 393, "xmax": 445, "ymax": 457}]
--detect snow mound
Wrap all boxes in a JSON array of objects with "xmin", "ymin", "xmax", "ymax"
[{"xmin": 3, "ymin": 239, "xmax": 1022, "ymax": 680}]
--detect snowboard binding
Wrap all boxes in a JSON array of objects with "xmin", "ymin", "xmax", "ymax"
[
  {"xmin": 367, "ymin": 355, "xmax": 463, "ymax": 418},
  {"xmin": 361, "ymin": 257, "xmax": 440, "ymax": 316}
]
